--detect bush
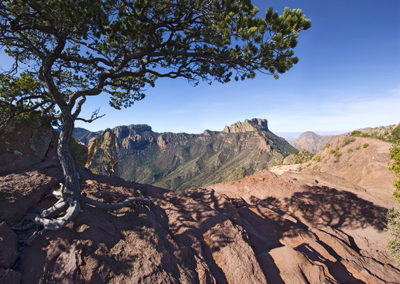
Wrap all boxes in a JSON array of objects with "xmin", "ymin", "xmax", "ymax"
[
  {"xmin": 387, "ymin": 137, "xmax": 400, "ymax": 262},
  {"xmin": 351, "ymin": 130, "xmax": 370, "ymax": 138},
  {"xmin": 322, "ymin": 143, "xmax": 330, "ymax": 150},
  {"xmin": 347, "ymin": 148, "xmax": 353, "ymax": 154},
  {"xmin": 342, "ymin": 137, "xmax": 356, "ymax": 147},
  {"xmin": 313, "ymin": 155, "xmax": 321, "ymax": 162},
  {"xmin": 363, "ymin": 143, "xmax": 369, "ymax": 148}
]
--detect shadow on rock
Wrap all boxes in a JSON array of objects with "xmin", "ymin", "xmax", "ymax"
[{"xmin": 286, "ymin": 185, "xmax": 388, "ymax": 230}]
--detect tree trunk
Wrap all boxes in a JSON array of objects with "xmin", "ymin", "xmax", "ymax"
[
  {"xmin": 13, "ymin": 113, "xmax": 149, "ymax": 238},
  {"xmin": 56, "ymin": 114, "xmax": 81, "ymax": 217}
]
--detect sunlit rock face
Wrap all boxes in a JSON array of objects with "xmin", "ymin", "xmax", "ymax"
[{"xmin": 80, "ymin": 118, "xmax": 297, "ymax": 191}]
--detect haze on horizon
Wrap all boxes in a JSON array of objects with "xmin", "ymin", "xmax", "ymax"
[{"xmin": 1, "ymin": 0, "xmax": 399, "ymax": 134}]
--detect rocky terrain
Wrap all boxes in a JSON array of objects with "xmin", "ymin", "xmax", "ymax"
[
  {"xmin": 271, "ymin": 135, "xmax": 397, "ymax": 208},
  {"xmin": 291, "ymin": 131, "xmax": 339, "ymax": 153},
  {"xmin": 78, "ymin": 118, "xmax": 297, "ymax": 191},
  {"xmin": 2, "ymin": 117, "xmax": 400, "ymax": 283}
]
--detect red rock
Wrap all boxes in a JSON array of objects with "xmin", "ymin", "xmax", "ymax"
[
  {"xmin": 0, "ymin": 115, "xmax": 56, "ymax": 175},
  {"xmin": 0, "ymin": 222, "xmax": 18, "ymax": 268}
]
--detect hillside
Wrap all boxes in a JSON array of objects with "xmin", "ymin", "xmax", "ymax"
[
  {"xmin": 78, "ymin": 118, "xmax": 297, "ymax": 191},
  {"xmin": 73, "ymin": 127, "xmax": 102, "ymax": 145},
  {"xmin": 272, "ymin": 135, "xmax": 396, "ymax": 207},
  {"xmin": 2, "ymin": 117, "xmax": 399, "ymax": 283},
  {"xmin": 207, "ymin": 169, "xmax": 400, "ymax": 283},
  {"xmin": 0, "ymin": 116, "xmax": 400, "ymax": 283},
  {"xmin": 291, "ymin": 131, "xmax": 339, "ymax": 153}
]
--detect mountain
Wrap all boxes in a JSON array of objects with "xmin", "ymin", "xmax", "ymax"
[
  {"xmin": 291, "ymin": 131, "xmax": 339, "ymax": 153},
  {"xmin": 72, "ymin": 127, "xmax": 102, "ymax": 145},
  {"xmin": 2, "ymin": 116, "xmax": 399, "ymax": 283},
  {"xmin": 78, "ymin": 118, "xmax": 297, "ymax": 191}
]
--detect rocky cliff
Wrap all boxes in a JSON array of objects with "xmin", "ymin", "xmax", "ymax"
[{"xmin": 80, "ymin": 118, "xmax": 297, "ymax": 191}]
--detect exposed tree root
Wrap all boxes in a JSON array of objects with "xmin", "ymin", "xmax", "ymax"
[
  {"xmin": 82, "ymin": 195, "xmax": 150, "ymax": 210},
  {"xmin": 13, "ymin": 186, "xmax": 151, "ymax": 245},
  {"xmin": 33, "ymin": 199, "xmax": 80, "ymax": 231}
]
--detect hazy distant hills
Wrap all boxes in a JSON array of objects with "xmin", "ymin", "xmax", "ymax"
[
  {"xmin": 74, "ymin": 118, "xmax": 297, "ymax": 191},
  {"xmin": 290, "ymin": 131, "xmax": 340, "ymax": 153},
  {"xmin": 73, "ymin": 127, "xmax": 102, "ymax": 144}
]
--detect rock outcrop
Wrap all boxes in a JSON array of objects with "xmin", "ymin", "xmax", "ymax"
[
  {"xmin": 2, "ymin": 167, "xmax": 399, "ymax": 283},
  {"xmin": 0, "ymin": 114, "xmax": 57, "ymax": 175},
  {"xmin": 222, "ymin": 118, "xmax": 269, "ymax": 133},
  {"xmin": 208, "ymin": 169, "xmax": 400, "ymax": 283},
  {"xmin": 79, "ymin": 118, "xmax": 297, "ymax": 191}
]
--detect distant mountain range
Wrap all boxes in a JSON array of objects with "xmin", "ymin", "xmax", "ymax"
[
  {"xmin": 73, "ymin": 118, "xmax": 297, "ymax": 191},
  {"xmin": 290, "ymin": 131, "xmax": 340, "ymax": 153}
]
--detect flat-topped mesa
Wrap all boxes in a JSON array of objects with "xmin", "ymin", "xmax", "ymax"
[{"xmin": 223, "ymin": 118, "xmax": 269, "ymax": 133}]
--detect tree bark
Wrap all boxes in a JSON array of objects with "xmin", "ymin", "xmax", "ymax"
[{"xmin": 57, "ymin": 114, "xmax": 80, "ymax": 202}]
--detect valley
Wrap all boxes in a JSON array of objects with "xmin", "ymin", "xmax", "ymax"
[
  {"xmin": 1, "ymin": 116, "xmax": 399, "ymax": 283},
  {"xmin": 76, "ymin": 118, "xmax": 297, "ymax": 191}
]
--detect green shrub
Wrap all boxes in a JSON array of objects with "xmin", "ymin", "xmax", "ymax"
[
  {"xmin": 90, "ymin": 168, "xmax": 100, "ymax": 175},
  {"xmin": 387, "ymin": 138, "xmax": 400, "ymax": 262},
  {"xmin": 347, "ymin": 148, "xmax": 353, "ymax": 154},
  {"xmin": 313, "ymin": 155, "xmax": 321, "ymax": 162},
  {"xmin": 350, "ymin": 130, "xmax": 370, "ymax": 138},
  {"xmin": 334, "ymin": 151, "xmax": 342, "ymax": 158},
  {"xmin": 356, "ymin": 146, "xmax": 361, "ymax": 150},
  {"xmin": 322, "ymin": 143, "xmax": 330, "ymax": 150},
  {"xmin": 363, "ymin": 143, "xmax": 369, "ymax": 148},
  {"xmin": 342, "ymin": 137, "xmax": 356, "ymax": 147}
]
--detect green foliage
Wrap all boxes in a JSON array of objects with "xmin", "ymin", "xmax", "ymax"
[
  {"xmin": 387, "ymin": 207, "xmax": 400, "ymax": 263},
  {"xmin": 347, "ymin": 148, "xmax": 353, "ymax": 154},
  {"xmin": 351, "ymin": 125, "xmax": 400, "ymax": 143},
  {"xmin": 391, "ymin": 125, "xmax": 400, "ymax": 142},
  {"xmin": 390, "ymin": 143, "xmax": 400, "ymax": 202},
  {"xmin": 341, "ymin": 137, "xmax": 355, "ymax": 147},
  {"xmin": 322, "ymin": 143, "xmax": 331, "ymax": 150},
  {"xmin": 363, "ymin": 143, "xmax": 369, "ymax": 148},
  {"xmin": 312, "ymin": 155, "xmax": 321, "ymax": 162},
  {"xmin": 90, "ymin": 168, "xmax": 100, "ymax": 175},
  {"xmin": 387, "ymin": 128, "xmax": 400, "ymax": 262},
  {"xmin": 284, "ymin": 150, "xmax": 314, "ymax": 165},
  {"xmin": 350, "ymin": 130, "xmax": 370, "ymax": 138},
  {"xmin": 0, "ymin": 0, "xmax": 311, "ymax": 120}
]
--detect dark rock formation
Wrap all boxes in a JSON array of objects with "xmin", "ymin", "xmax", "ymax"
[{"xmin": 0, "ymin": 114, "xmax": 57, "ymax": 175}]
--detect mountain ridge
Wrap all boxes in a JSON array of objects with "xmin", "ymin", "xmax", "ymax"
[
  {"xmin": 291, "ymin": 131, "xmax": 340, "ymax": 153},
  {"xmin": 75, "ymin": 118, "xmax": 297, "ymax": 191}
]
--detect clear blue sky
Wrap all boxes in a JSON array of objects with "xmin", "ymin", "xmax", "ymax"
[{"xmin": 1, "ymin": 0, "xmax": 399, "ymax": 134}]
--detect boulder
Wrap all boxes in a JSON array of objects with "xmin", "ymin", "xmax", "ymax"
[{"xmin": 0, "ymin": 114, "xmax": 55, "ymax": 175}]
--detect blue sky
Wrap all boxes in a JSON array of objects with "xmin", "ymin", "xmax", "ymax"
[{"xmin": 1, "ymin": 0, "xmax": 399, "ymax": 134}]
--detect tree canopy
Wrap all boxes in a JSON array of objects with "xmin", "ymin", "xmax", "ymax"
[
  {"xmin": 0, "ymin": 0, "xmax": 310, "ymax": 237},
  {"xmin": 0, "ymin": 0, "xmax": 310, "ymax": 123}
]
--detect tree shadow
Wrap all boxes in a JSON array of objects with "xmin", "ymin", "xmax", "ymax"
[{"xmin": 285, "ymin": 185, "xmax": 388, "ymax": 230}]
